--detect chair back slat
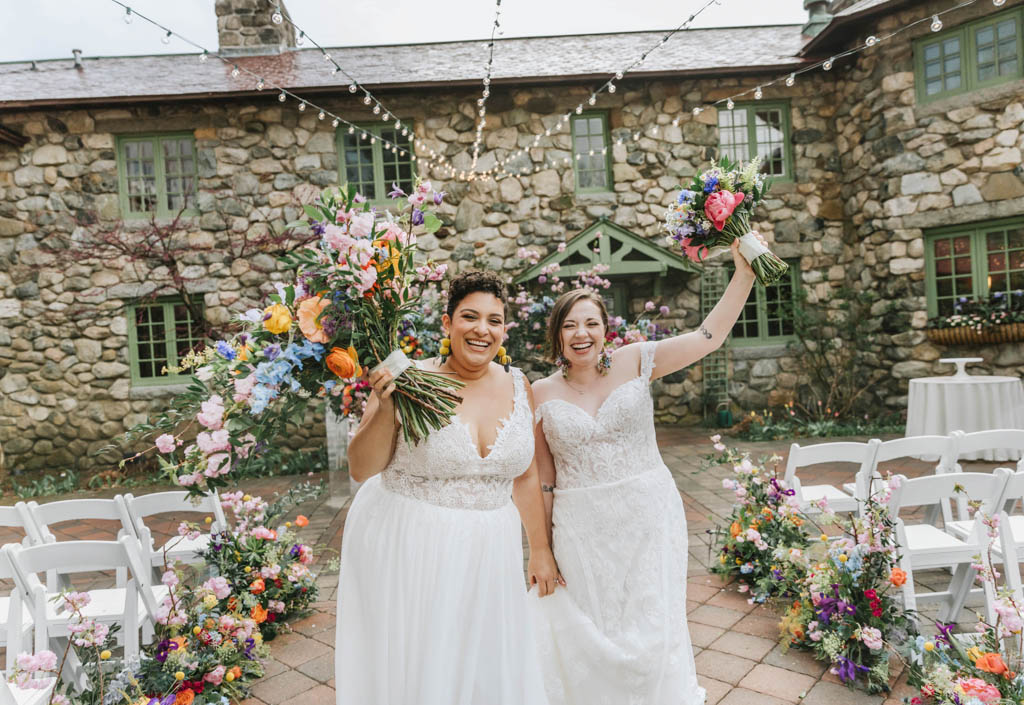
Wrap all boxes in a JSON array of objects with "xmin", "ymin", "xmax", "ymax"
[
  {"xmin": 958, "ymin": 429, "xmax": 1024, "ymax": 456},
  {"xmin": 123, "ymin": 490, "xmax": 227, "ymax": 532},
  {"xmin": 875, "ymin": 435, "xmax": 958, "ymax": 467},
  {"xmin": 888, "ymin": 471, "xmax": 1009, "ymax": 516},
  {"xmin": 7, "ymin": 539, "xmax": 130, "ymax": 578}
]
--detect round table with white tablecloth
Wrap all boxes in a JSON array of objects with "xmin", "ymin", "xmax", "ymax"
[{"xmin": 906, "ymin": 375, "xmax": 1024, "ymax": 461}]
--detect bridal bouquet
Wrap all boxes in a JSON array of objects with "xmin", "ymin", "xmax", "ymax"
[{"xmin": 663, "ymin": 156, "xmax": 789, "ymax": 285}]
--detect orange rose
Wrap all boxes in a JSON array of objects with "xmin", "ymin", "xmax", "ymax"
[
  {"xmin": 889, "ymin": 567, "xmax": 907, "ymax": 587},
  {"xmin": 975, "ymin": 652, "xmax": 1011, "ymax": 678},
  {"xmin": 296, "ymin": 296, "xmax": 330, "ymax": 343},
  {"xmin": 175, "ymin": 689, "xmax": 195, "ymax": 705},
  {"xmin": 295, "ymin": 515, "xmax": 309, "ymax": 528},
  {"xmin": 250, "ymin": 578, "xmax": 266, "ymax": 595},
  {"xmin": 228, "ymin": 666, "xmax": 242, "ymax": 680},
  {"xmin": 326, "ymin": 346, "xmax": 361, "ymax": 379},
  {"xmin": 251, "ymin": 604, "xmax": 268, "ymax": 624},
  {"xmin": 730, "ymin": 521, "xmax": 742, "ymax": 538},
  {"xmin": 227, "ymin": 597, "xmax": 238, "ymax": 611}
]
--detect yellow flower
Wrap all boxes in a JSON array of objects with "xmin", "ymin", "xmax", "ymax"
[
  {"xmin": 244, "ymin": 565, "xmax": 252, "ymax": 573},
  {"xmin": 205, "ymin": 516, "xmax": 212, "ymax": 524},
  {"xmin": 100, "ymin": 650, "xmax": 111, "ymax": 660},
  {"xmin": 286, "ymin": 522, "xmax": 292, "ymax": 528},
  {"xmin": 203, "ymin": 594, "xmax": 218, "ymax": 609},
  {"xmin": 719, "ymin": 555, "xmax": 727, "ymax": 564},
  {"xmin": 838, "ymin": 554, "xmax": 848, "ymax": 563},
  {"xmin": 924, "ymin": 641, "xmax": 935, "ymax": 652},
  {"xmin": 819, "ymin": 534, "xmax": 829, "ymax": 542},
  {"xmin": 966, "ymin": 645, "xmax": 982, "ymax": 662},
  {"xmin": 225, "ymin": 671, "xmax": 235, "ymax": 683},
  {"xmin": 175, "ymin": 672, "xmax": 185, "ymax": 681},
  {"xmin": 193, "ymin": 625, "xmax": 202, "ymax": 635},
  {"xmin": 262, "ymin": 303, "xmax": 293, "ymax": 335}
]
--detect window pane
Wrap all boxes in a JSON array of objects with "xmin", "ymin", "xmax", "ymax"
[
  {"xmin": 133, "ymin": 303, "xmax": 168, "ymax": 379},
  {"xmin": 977, "ymin": 18, "xmax": 1019, "ymax": 83},
  {"xmin": 931, "ymin": 235, "xmax": 975, "ymax": 315},
  {"xmin": 718, "ymin": 109, "xmax": 749, "ymax": 163},
  {"xmin": 985, "ymin": 226, "xmax": 1024, "ymax": 300},
  {"xmin": 173, "ymin": 303, "xmax": 205, "ymax": 361},
  {"xmin": 922, "ymin": 36, "xmax": 962, "ymax": 95},
  {"xmin": 342, "ymin": 133, "xmax": 377, "ymax": 200},
  {"xmin": 123, "ymin": 139, "xmax": 157, "ymax": 213},
  {"xmin": 162, "ymin": 137, "xmax": 197, "ymax": 212},
  {"xmin": 378, "ymin": 128, "xmax": 415, "ymax": 196},
  {"xmin": 572, "ymin": 115, "xmax": 610, "ymax": 190},
  {"xmin": 754, "ymin": 109, "xmax": 786, "ymax": 177}
]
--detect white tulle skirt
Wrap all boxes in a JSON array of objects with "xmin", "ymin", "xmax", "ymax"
[
  {"xmin": 335, "ymin": 475, "xmax": 549, "ymax": 705},
  {"xmin": 528, "ymin": 467, "xmax": 706, "ymax": 705}
]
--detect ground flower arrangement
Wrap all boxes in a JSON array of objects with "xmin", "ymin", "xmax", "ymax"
[
  {"xmin": 706, "ymin": 440, "xmax": 917, "ymax": 694},
  {"xmin": 7, "ymin": 483, "xmax": 325, "ymax": 704}
]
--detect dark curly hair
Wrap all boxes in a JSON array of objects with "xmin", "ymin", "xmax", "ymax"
[{"xmin": 446, "ymin": 270, "xmax": 508, "ymax": 319}]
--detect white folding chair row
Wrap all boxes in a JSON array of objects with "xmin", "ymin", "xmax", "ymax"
[
  {"xmin": 0, "ymin": 505, "xmax": 37, "ymax": 671},
  {"xmin": 120, "ymin": 490, "xmax": 227, "ymax": 572},
  {"xmin": 954, "ymin": 429, "xmax": 1024, "ymax": 471},
  {"xmin": 888, "ymin": 469, "xmax": 1011, "ymax": 623},
  {"xmin": 0, "ymin": 674, "xmax": 55, "ymax": 705},
  {"xmin": 783, "ymin": 439, "xmax": 880, "ymax": 514},
  {"xmin": 3, "ymin": 537, "xmax": 165, "ymax": 665}
]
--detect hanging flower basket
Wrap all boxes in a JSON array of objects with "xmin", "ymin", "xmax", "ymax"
[{"xmin": 925, "ymin": 322, "xmax": 1024, "ymax": 345}]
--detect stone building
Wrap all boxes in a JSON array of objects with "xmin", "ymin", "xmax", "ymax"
[{"xmin": 1, "ymin": 0, "xmax": 1023, "ymax": 474}]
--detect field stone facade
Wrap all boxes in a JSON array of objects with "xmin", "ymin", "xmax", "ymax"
[{"xmin": 2, "ymin": 0, "xmax": 1024, "ymax": 475}]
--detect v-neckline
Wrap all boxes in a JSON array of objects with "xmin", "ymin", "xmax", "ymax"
[
  {"xmin": 537, "ymin": 375, "xmax": 645, "ymax": 422},
  {"xmin": 452, "ymin": 383, "xmax": 520, "ymax": 461}
]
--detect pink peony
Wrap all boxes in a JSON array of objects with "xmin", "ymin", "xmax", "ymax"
[
  {"xmin": 678, "ymin": 236, "xmax": 709, "ymax": 263},
  {"xmin": 323, "ymin": 224, "xmax": 354, "ymax": 252},
  {"xmin": 349, "ymin": 212, "xmax": 374, "ymax": 238},
  {"xmin": 957, "ymin": 677, "xmax": 1002, "ymax": 704},
  {"xmin": 155, "ymin": 433, "xmax": 177, "ymax": 454},
  {"xmin": 203, "ymin": 576, "xmax": 232, "ymax": 600},
  {"xmin": 197, "ymin": 429, "xmax": 231, "ymax": 455},
  {"xmin": 204, "ymin": 665, "xmax": 226, "ymax": 686},
  {"xmin": 355, "ymin": 266, "xmax": 378, "ymax": 295},
  {"xmin": 204, "ymin": 453, "xmax": 231, "ymax": 478},
  {"xmin": 859, "ymin": 626, "xmax": 884, "ymax": 650},
  {"xmin": 703, "ymin": 190, "xmax": 745, "ymax": 231},
  {"xmin": 233, "ymin": 375, "xmax": 256, "ymax": 403},
  {"xmin": 178, "ymin": 472, "xmax": 201, "ymax": 487},
  {"xmin": 196, "ymin": 395, "xmax": 225, "ymax": 430}
]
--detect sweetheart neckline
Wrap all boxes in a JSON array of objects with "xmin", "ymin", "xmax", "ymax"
[{"xmin": 536, "ymin": 375, "xmax": 646, "ymax": 422}]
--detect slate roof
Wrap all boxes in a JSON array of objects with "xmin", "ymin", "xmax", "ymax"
[{"xmin": 0, "ymin": 25, "xmax": 807, "ymax": 108}]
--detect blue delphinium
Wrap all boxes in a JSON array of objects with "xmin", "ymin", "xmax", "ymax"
[
  {"xmin": 677, "ymin": 189, "xmax": 695, "ymax": 204},
  {"xmin": 703, "ymin": 175, "xmax": 719, "ymax": 193},
  {"xmin": 216, "ymin": 341, "xmax": 236, "ymax": 360}
]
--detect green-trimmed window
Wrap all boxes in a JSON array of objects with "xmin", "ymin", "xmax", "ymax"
[
  {"xmin": 337, "ymin": 124, "xmax": 415, "ymax": 202},
  {"xmin": 571, "ymin": 112, "xmax": 612, "ymax": 192},
  {"xmin": 717, "ymin": 102, "xmax": 792, "ymax": 180},
  {"xmin": 925, "ymin": 218, "xmax": 1024, "ymax": 316},
  {"xmin": 729, "ymin": 262, "xmax": 799, "ymax": 344},
  {"xmin": 116, "ymin": 134, "xmax": 197, "ymax": 217},
  {"xmin": 127, "ymin": 299, "xmax": 205, "ymax": 386},
  {"xmin": 916, "ymin": 6, "xmax": 1023, "ymax": 102}
]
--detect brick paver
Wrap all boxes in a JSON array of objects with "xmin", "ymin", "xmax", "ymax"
[{"xmin": 5, "ymin": 427, "xmax": 1014, "ymax": 703}]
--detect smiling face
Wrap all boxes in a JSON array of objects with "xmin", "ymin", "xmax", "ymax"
[
  {"xmin": 442, "ymin": 291, "xmax": 506, "ymax": 368},
  {"xmin": 559, "ymin": 298, "xmax": 607, "ymax": 369}
]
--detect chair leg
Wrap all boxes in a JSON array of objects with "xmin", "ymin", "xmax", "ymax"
[{"xmin": 941, "ymin": 562, "xmax": 976, "ymax": 623}]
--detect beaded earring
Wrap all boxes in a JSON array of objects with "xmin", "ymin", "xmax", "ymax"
[
  {"xmin": 597, "ymin": 344, "xmax": 612, "ymax": 376},
  {"xmin": 439, "ymin": 336, "xmax": 451, "ymax": 363},
  {"xmin": 556, "ymin": 354, "xmax": 570, "ymax": 379},
  {"xmin": 496, "ymin": 346, "xmax": 511, "ymax": 373}
]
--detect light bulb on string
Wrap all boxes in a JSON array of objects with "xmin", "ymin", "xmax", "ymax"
[
  {"xmin": 823, "ymin": 57, "xmax": 834, "ymax": 71},
  {"xmin": 785, "ymin": 73, "xmax": 795, "ymax": 87},
  {"xmin": 754, "ymin": 86, "xmax": 763, "ymax": 99},
  {"xmin": 383, "ymin": 112, "xmax": 390, "ymax": 121},
  {"xmin": 615, "ymin": 71, "xmax": 623, "ymax": 80},
  {"xmin": 278, "ymin": 92, "xmax": 287, "ymax": 103},
  {"xmin": 588, "ymin": 95, "xmax": 596, "ymax": 106},
  {"xmin": 395, "ymin": 120, "xmax": 401, "ymax": 128},
  {"xmin": 363, "ymin": 95, "xmax": 372, "ymax": 105},
  {"xmin": 323, "ymin": 52, "xmax": 331, "ymax": 62},
  {"xmin": 199, "ymin": 51, "xmax": 208, "ymax": 63},
  {"xmin": 296, "ymin": 32, "xmax": 303, "ymax": 46},
  {"xmin": 332, "ymin": 118, "xmax": 340, "ymax": 128},
  {"xmin": 256, "ymin": 78, "xmax": 265, "ymax": 90},
  {"xmin": 271, "ymin": 8, "xmax": 283, "ymax": 24},
  {"xmin": 692, "ymin": 106, "xmax": 702, "ymax": 116},
  {"xmin": 348, "ymin": 84, "xmax": 357, "ymax": 93},
  {"xmin": 231, "ymin": 65, "xmax": 240, "ymax": 78},
  {"xmin": 161, "ymin": 31, "xmax": 172, "ymax": 45},
  {"xmin": 994, "ymin": 0, "xmax": 1006, "ymax": 5},
  {"xmin": 318, "ymin": 111, "xmax": 325, "ymax": 121},
  {"xmin": 370, "ymin": 137, "xmax": 376, "ymax": 144},
  {"xmin": 298, "ymin": 102, "xmax": 306, "ymax": 112},
  {"xmin": 123, "ymin": 8, "xmax": 133, "ymax": 24},
  {"xmin": 865, "ymin": 35, "xmax": 878, "ymax": 47},
  {"xmin": 332, "ymin": 67, "xmax": 339, "ymax": 76},
  {"xmin": 930, "ymin": 14, "xmax": 942, "ymax": 32},
  {"xmin": 726, "ymin": 98, "xmax": 735, "ymax": 110},
  {"xmin": 575, "ymin": 105, "xmax": 583, "ymax": 114},
  {"xmin": 608, "ymin": 84, "xmax": 617, "ymax": 93},
  {"xmin": 372, "ymin": 104, "xmax": 381, "ymax": 115},
  {"xmin": 672, "ymin": 117, "xmax": 680, "ymax": 126},
  {"xmin": 348, "ymin": 126, "xmax": 355, "ymax": 134}
]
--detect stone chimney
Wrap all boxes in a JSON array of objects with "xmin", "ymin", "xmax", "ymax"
[
  {"xmin": 216, "ymin": 0, "xmax": 297, "ymax": 56},
  {"xmin": 802, "ymin": 0, "xmax": 833, "ymax": 38}
]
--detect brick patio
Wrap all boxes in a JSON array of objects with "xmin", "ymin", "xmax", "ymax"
[{"xmin": 4, "ymin": 428, "xmax": 1013, "ymax": 704}]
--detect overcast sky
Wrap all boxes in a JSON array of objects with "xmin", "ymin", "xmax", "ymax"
[{"xmin": 0, "ymin": 0, "xmax": 807, "ymax": 63}]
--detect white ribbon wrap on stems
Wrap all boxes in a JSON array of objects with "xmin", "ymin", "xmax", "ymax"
[
  {"xmin": 738, "ymin": 231, "xmax": 771, "ymax": 264},
  {"xmin": 370, "ymin": 349, "xmax": 413, "ymax": 380}
]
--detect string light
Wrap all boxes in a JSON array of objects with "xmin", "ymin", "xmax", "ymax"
[
  {"xmin": 123, "ymin": 7, "xmax": 132, "ymax": 23},
  {"xmin": 608, "ymin": 84, "xmax": 617, "ymax": 93},
  {"xmin": 348, "ymin": 84, "xmax": 357, "ymax": 93},
  {"xmin": 332, "ymin": 118, "xmax": 340, "ymax": 128},
  {"xmin": 271, "ymin": 7, "xmax": 283, "ymax": 24},
  {"xmin": 754, "ymin": 86, "xmax": 763, "ymax": 99},
  {"xmin": 362, "ymin": 95, "xmax": 372, "ymax": 106},
  {"xmin": 199, "ymin": 51, "xmax": 208, "ymax": 62},
  {"xmin": 726, "ymin": 98, "xmax": 734, "ymax": 110},
  {"xmin": 823, "ymin": 57, "xmax": 834, "ymax": 71},
  {"xmin": 297, "ymin": 101, "xmax": 306, "ymax": 112},
  {"xmin": 256, "ymin": 77, "xmax": 265, "ymax": 90},
  {"xmin": 278, "ymin": 91, "xmax": 286, "ymax": 102},
  {"xmin": 231, "ymin": 65, "xmax": 240, "ymax": 78},
  {"xmin": 470, "ymin": 0, "xmax": 502, "ymax": 170},
  {"xmin": 372, "ymin": 104, "xmax": 381, "ymax": 115},
  {"xmin": 785, "ymin": 73, "xmax": 795, "ymax": 87},
  {"xmin": 588, "ymin": 95, "xmax": 597, "ymax": 105},
  {"xmin": 318, "ymin": 110, "xmax": 325, "ymax": 120},
  {"xmin": 296, "ymin": 31, "xmax": 304, "ymax": 46},
  {"xmin": 865, "ymin": 35, "xmax": 878, "ymax": 47},
  {"xmin": 161, "ymin": 30, "xmax": 172, "ymax": 44},
  {"xmin": 692, "ymin": 106, "xmax": 702, "ymax": 116},
  {"xmin": 930, "ymin": 14, "xmax": 943, "ymax": 31},
  {"xmin": 993, "ymin": 0, "xmax": 1006, "ymax": 5}
]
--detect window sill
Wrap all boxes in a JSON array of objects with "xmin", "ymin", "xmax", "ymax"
[
  {"xmin": 129, "ymin": 381, "xmax": 194, "ymax": 400},
  {"xmin": 729, "ymin": 342, "xmax": 793, "ymax": 359},
  {"xmin": 915, "ymin": 78, "xmax": 1024, "ymax": 117}
]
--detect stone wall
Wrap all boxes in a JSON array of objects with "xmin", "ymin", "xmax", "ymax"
[{"xmin": 830, "ymin": 0, "xmax": 1024, "ymax": 410}]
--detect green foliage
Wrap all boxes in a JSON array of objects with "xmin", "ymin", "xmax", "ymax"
[
  {"xmin": 733, "ymin": 407, "xmax": 905, "ymax": 442},
  {"xmin": 13, "ymin": 469, "xmax": 78, "ymax": 499}
]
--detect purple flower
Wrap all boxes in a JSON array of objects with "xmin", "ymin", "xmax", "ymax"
[
  {"xmin": 834, "ymin": 656, "xmax": 868, "ymax": 683},
  {"xmin": 659, "ymin": 305, "xmax": 670, "ymax": 316},
  {"xmin": 388, "ymin": 183, "xmax": 406, "ymax": 199},
  {"xmin": 433, "ymin": 190, "xmax": 446, "ymax": 205},
  {"xmin": 703, "ymin": 176, "xmax": 718, "ymax": 193},
  {"xmin": 815, "ymin": 586, "xmax": 855, "ymax": 625},
  {"xmin": 262, "ymin": 343, "xmax": 281, "ymax": 361},
  {"xmin": 154, "ymin": 639, "xmax": 179, "ymax": 663},
  {"xmin": 935, "ymin": 620, "xmax": 956, "ymax": 647},
  {"xmin": 311, "ymin": 221, "xmax": 326, "ymax": 236},
  {"xmin": 411, "ymin": 208, "xmax": 424, "ymax": 226}
]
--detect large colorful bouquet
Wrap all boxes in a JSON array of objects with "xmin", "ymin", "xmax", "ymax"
[
  {"xmin": 706, "ymin": 440, "xmax": 809, "ymax": 603},
  {"xmin": 198, "ymin": 482, "xmax": 324, "ymax": 640},
  {"xmin": 663, "ymin": 156, "xmax": 788, "ymax": 285},
  {"xmin": 780, "ymin": 478, "xmax": 916, "ymax": 694}
]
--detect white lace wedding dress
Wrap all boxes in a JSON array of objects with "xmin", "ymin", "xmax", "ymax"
[
  {"xmin": 335, "ymin": 368, "xmax": 549, "ymax": 705},
  {"xmin": 530, "ymin": 341, "xmax": 705, "ymax": 705}
]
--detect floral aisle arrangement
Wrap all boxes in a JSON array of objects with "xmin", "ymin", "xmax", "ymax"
[
  {"xmin": 663, "ymin": 156, "xmax": 788, "ymax": 285},
  {"xmin": 197, "ymin": 481, "xmax": 325, "ymax": 640},
  {"xmin": 126, "ymin": 182, "xmax": 458, "ymax": 497},
  {"xmin": 905, "ymin": 508, "xmax": 1024, "ymax": 704},
  {"xmin": 705, "ymin": 440, "xmax": 809, "ymax": 603},
  {"xmin": 779, "ymin": 478, "xmax": 916, "ymax": 694}
]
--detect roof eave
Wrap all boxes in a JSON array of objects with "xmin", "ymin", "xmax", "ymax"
[
  {"xmin": 799, "ymin": 0, "xmax": 914, "ymax": 57},
  {"xmin": 0, "ymin": 62, "xmax": 812, "ymax": 112}
]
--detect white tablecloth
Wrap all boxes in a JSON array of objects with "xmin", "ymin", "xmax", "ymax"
[{"xmin": 906, "ymin": 376, "xmax": 1024, "ymax": 461}]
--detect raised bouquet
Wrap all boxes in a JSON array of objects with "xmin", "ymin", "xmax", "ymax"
[{"xmin": 664, "ymin": 156, "xmax": 789, "ymax": 286}]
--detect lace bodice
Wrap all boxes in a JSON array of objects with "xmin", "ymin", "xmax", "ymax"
[
  {"xmin": 537, "ymin": 342, "xmax": 663, "ymax": 490},
  {"xmin": 380, "ymin": 367, "xmax": 534, "ymax": 510}
]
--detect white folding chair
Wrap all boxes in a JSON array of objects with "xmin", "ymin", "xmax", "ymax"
[
  {"xmin": 954, "ymin": 429, "xmax": 1024, "ymax": 470},
  {"xmin": 120, "ymin": 490, "xmax": 227, "ymax": 572},
  {"xmin": 21, "ymin": 498, "xmax": 134, "ymax": 591},
  {"xmin": 888, "ymin": 469, "xmax": 1009, "ymax": 622},
  {"xmin": 0, "ymin": 674, "xmax": 56, "ymax": 705},
  {"xmin": 0, "ymin": 505, "xmax": 39, "ymax": 670},
  {"xmin": 4, "ymin": 537, "xmax": 165, "ymax": 664},
  {"xmin": 783, "ymin": 439, "xmax": 880, "ymax": 514},
  {"xmin": 842, "ymin": 435, "xmax": 961, "ymax": 524}
]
